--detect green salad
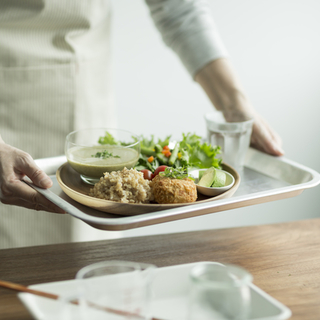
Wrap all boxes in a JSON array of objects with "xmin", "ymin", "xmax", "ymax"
[{"xmin": 98, "ymin": 132, "xmax": 221, "ymax": 173}]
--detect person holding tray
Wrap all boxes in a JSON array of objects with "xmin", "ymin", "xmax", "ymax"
[{"xmin": 0, "ymin": 0, "xmax": 284, "ymax": 249}]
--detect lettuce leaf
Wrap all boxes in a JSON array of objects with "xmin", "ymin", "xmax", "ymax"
[
  {"xmin": 179, "ymin": 133, "xmax": 221, "ymax": 169},
  {"xmin": 98, "ymin": 132, "xmax": 120, "ymax": 145},
  {"xmin": 138, "ymin": 135, "xmax": 171, "ymax": 149}
]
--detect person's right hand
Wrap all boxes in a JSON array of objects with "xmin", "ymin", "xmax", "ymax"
[{"xmin": 0, "ymin": 138, "xmax": 65, "ymax": 213}]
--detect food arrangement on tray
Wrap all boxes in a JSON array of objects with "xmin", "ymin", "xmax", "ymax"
[{"xmin": 59, "ymin": 129, "xmax": 240, "ymax": 215}]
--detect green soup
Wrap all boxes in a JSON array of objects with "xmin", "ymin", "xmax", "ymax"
[{"xmin": 67, "ymin": 145, "xmax": 139, "ymax": 178}]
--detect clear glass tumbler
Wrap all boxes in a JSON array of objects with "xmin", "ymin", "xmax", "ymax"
[
  {"xmin": 75, "ymin": 260, "xmax": 156, "ymax": 320},
  {"xmin": 205, "ymin": 111, "xmax": 254, "ymax": 170},
  {"xmin": 188, "ymin": 263, "xmax": 252, "ymax": 320}
]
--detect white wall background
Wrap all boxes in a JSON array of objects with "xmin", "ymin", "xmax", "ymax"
[{"xmin": 91, "ymin": 0, "xmax": 320, "ymax": 239}]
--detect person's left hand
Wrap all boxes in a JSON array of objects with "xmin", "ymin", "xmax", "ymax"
[
  {"xmin": 223, "ymin": 109, "xmax": 284, "ymax": 157},
  {"xmin": 195, "ymin": 58, "xmax": 284, "ymax": 157},
  {"xmin": 250, "ymin": 113, "xmax": 284, "ymax": 156}
]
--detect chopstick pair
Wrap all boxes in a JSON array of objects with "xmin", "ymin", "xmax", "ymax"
[{"xmin": 0, "ymin": 280, "xmax": 163, "ymax": 320}]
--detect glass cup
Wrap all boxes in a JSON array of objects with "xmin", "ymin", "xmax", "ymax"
[
  {"xmin": 75, "ymin": 261, "xmax": 157, "ymax": 320},
  {"xmin": 65, "ymin": 128, "xmax": 140, "ymax": 185},
  {"xmin": 205, "ymin": 111, "xmax": 254, "ymax": 170},
  {"xmin": 188, "ymin": 263, "xmax": 252, "ymax": 320},
  {"xmin": 56, "ymin": 292, "xmax": 83, "ymax": 320}
]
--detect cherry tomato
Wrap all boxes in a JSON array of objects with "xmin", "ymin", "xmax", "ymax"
[
  {"xmin": 140, "ymin": 169, "xmax": 153, "ymax": 180},
  {"xmin": 153, "ymin": 165, "xmax": 168, "ymax": 177}
]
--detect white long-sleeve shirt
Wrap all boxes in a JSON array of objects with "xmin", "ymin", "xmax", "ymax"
[{"xmin": 146, "ymin": 0, "xmax": 229, "ymax": 77}]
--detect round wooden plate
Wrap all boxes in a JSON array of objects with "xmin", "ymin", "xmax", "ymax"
[{"xmin": 56, "ymin": 163, "xmax": 240, "ymax": 216}]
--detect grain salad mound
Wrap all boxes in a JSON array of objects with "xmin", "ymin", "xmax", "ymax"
[{"xmin": 89, "ymin": 167, "xmax": 154, "ymax": 204}]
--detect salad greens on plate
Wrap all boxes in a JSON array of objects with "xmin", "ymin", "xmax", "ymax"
[{"xmin": 98, "ymin": 132, "xmax": 221, "ymax": 173}]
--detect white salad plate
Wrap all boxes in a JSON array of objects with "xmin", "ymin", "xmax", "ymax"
[
  {"xmin": 19, "ymin": 262, "xmax": 291, "ymax": 320},
  {"xmin": 190, "ymin": 168, "xmax": 235, "ymax": 196}
]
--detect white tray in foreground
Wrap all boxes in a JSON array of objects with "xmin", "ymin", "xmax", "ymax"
[{"xmin": 19, "ymin": 262, "xmax": 291, "ymax": 320}]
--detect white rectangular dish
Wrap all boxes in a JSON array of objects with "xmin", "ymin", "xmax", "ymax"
[
  {"xmin": 19, "ymin": 262, "xmax": 291, "ymax": 320},
  {"xmin": 30, "ymin": 148, "xmax": 320, "ymax": 231}
]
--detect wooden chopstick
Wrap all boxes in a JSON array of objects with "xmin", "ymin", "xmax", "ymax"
[{"xmin": 0, "ymin": 280, "xmax": 163, "ymax": 320}]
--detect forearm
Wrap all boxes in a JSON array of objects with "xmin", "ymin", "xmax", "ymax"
[
  {"xmin": 194, "ymin": 58, "xmax": 254, "ymax": 121},
  {"xmin": 146, "ymin": 0, "xmax": 283, "ymax": 155},
  {"xmin": 195, "ymin": 58, "xmax": 284, "ymax": 155}
]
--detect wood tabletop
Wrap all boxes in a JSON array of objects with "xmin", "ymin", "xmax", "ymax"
[{"xmin": 1, "ymin": 218, "xmax": 320, "ymax": 320}]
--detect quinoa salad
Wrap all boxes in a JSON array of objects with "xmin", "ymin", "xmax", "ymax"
[{"xmin": 89, "ymin": 167, "xmax": 154, "ymax": 204}]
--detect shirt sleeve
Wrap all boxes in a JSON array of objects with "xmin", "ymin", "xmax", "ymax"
[{"xmin": 145, "ymin": 0, "xmax": 229, "ymax": 78}]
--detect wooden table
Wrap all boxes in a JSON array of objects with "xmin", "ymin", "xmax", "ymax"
[{"xmin": 1, "ymin": 218, "xmax": 320, "ymax": 319}]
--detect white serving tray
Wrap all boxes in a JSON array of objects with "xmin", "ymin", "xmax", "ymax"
[
  {"xmin": 30, "ymin": 148, "xmax": 320, "ymax": 231},
  {"xmin": 19, "ymin": 262, "xmax": 291, "ymax": 320}
]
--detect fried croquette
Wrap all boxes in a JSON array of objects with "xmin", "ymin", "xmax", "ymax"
[{"xmin": 151, "ymin": 175, "xmax": 197, "ymax": 204}]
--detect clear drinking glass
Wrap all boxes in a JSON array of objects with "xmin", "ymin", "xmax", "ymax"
[
  {"xmin": 205, "ymin": 111, "xmax": 254, "ymax": 170},
  {"xmin": 75, "ymin": 261, "xmax": 156, "ymax": 320},
  {"xmin": 65, "ymin": 128, "xmax": 140, "ymax": 185},
  {"xmin": 57, "ymin": 292, "xmax": 83, "ymax": 320},
  {"xmin": 188, "ymin": 263, "xmax": 252, "ymax": 320}
]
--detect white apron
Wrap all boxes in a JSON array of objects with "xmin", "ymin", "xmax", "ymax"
[{"xmin": 0, "ymin": 0, "xmax": 117, "ymax": 248}]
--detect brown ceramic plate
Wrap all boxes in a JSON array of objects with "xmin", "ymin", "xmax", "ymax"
[{"xmin": 56, "ymin": 163, "xmax": 240, "ymax": 216}]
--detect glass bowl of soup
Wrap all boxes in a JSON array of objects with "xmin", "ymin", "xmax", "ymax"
[{"xmin": 65, "ymin": 128, "xmax": 140, "ymax": 184}]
